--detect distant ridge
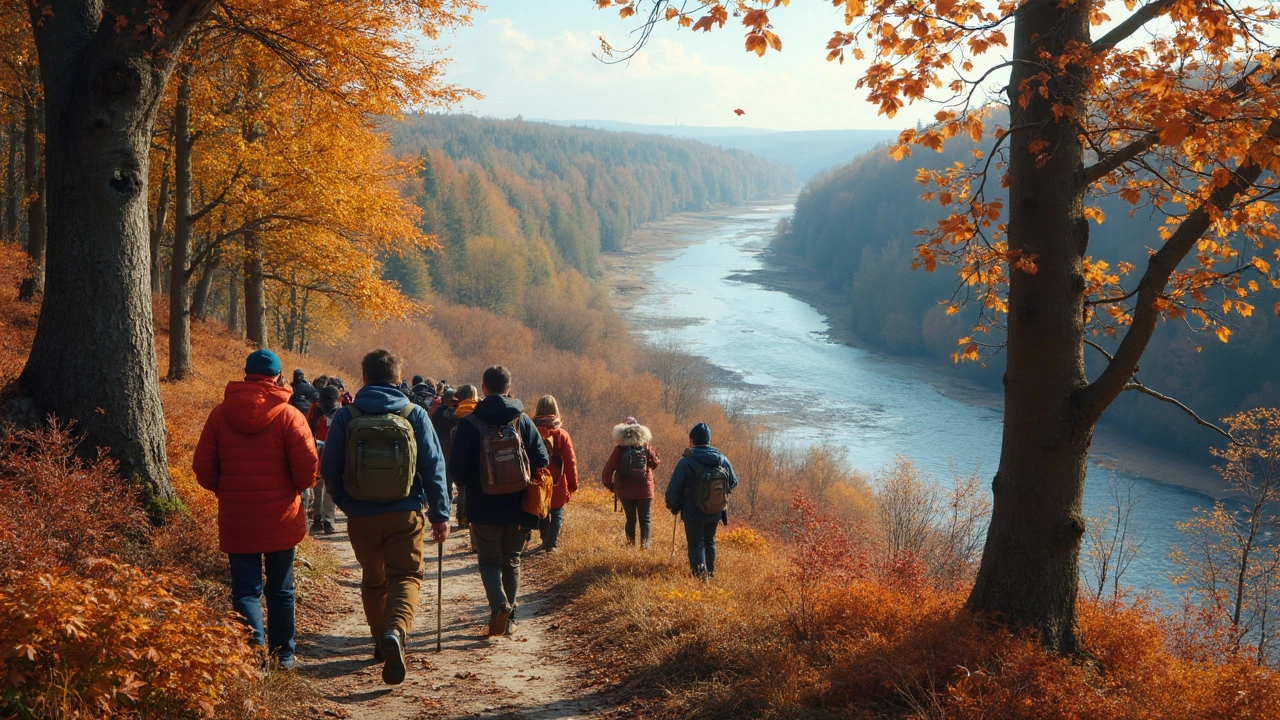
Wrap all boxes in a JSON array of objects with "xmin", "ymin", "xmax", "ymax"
[{"xmin": 544, "ymin": 118, "xmax": 901, "ymax": 180}]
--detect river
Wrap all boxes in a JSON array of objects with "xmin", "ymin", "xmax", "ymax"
[{"xmin": 614, "ymin": 201, "xmax": 1219, "ymax": 597}]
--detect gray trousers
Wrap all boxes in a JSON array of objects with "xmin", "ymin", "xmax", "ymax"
[{"xmin": 471, "ymin": 524, "xmax": 530, "ymax": 615}]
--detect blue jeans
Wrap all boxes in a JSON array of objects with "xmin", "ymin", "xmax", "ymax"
[
  {"xmin": 684, "ymin": 520, "xmax": 718, "ymax": 576},
  {"xmin": 229, "ymin": 549, "xmax": 296, "ymax": 658},
  {"xmin": 539, "ymin": 507, "xmax": 564, "ymax": 550}
]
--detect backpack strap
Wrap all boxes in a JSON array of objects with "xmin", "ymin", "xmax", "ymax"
[
  {"xmin": 465, "ymin": 414, "xmax": 488, "ymax": 433},
  {"xmin": 348, "ymin": 405, "xmax": 364, "ymax": 420},
  {"xmin": 397, "ymin": 405, "xmax": 414, "ymax": 419}
]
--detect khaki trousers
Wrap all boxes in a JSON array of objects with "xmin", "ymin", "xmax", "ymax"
[{"xmin": 347, "ymin": 510, "xmax": 425, "ymax": 641}]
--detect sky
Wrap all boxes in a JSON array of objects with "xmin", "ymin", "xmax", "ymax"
[{"xmin": 434, "ymin": 1, "xmax": 939, "ymax": 133}]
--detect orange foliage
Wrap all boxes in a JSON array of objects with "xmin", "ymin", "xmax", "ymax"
[{"xmin": 0, "ymin": 560, "xmax": 263, "ymax": 719}]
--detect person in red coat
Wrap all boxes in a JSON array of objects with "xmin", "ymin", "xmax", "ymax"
[
  {"xmin": 601, "ymin": 418, "xmax": 660, "ymax": 548},
  {"xmin": 193, "ymin": 349, "xmax": 318, "ymax": 669},
  {"xmin": 532, "ymin": 395, "xmax": 578, "ymax": 554}
]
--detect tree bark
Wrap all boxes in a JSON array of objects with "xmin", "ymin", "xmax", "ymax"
[
  {"xmin": 966, "ymin": 0, "xmax": 1092, "ymax": 655},
  {"xmin": 167, "ymin": 72, "xmax": 193, "ymax": 381},
  {"xmin": 228, "ymin": 263, "xmax": 242, "ymax": 334},
  {"xmin": 150, "ymin": 151, "xmax": 171, "ymax": 295},
  {"xmin": 18, "ymin": 0, "xmax": 214, "ymax": 511},
  {"xmin": 18, "ymin": 71, "xmax": 46, "ymax": 300},
  {"xmin": 4, "ymin": 116, "xmax": 18, "ymax": 242},
  {"xmin": 243, "ymin": 231, "xmax": 266, "ymax": 347},
  {"xmin": 190, "ymin": 243, "xmax": 219, "ymax": 322}
]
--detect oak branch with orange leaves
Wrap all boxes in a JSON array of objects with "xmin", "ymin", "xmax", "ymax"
[{"xmin": 600, "ymin": 0, "xmax": 1280, "ymax": 654}]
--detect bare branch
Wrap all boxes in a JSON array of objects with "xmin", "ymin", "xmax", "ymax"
[
  {"xmin": 1089, "ymin": 0, "xmax": 1179, "ymax": 54},
  {"xmin": 1122, "ymin": 381, "xmax": 1234, "ymax": 442}
]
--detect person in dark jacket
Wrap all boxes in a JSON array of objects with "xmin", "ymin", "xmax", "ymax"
[
  {"xmin": 194, "ymin": 349, "xmax": 318, "ymax": 669},
  {"xmin": 665, "ymin": 423, "xmax": 739, "ymax": 581},
  {"xmin": 305, "ymin": 385, "xmax": 343, "ymax": 534},
  {"xmin": 449, "ymin": 366, "xmax": 549, "ymax": 637},
  {"xmin": 602, "ymin": 418, "xmax": 660, "ymax": 548},
  {"xmin": 321, "ymin": 349, "xmax": 450, "ymax": 686},
  {"xmin": 289, "ymin": 369, "xmax": 319, "ymax": 417}
]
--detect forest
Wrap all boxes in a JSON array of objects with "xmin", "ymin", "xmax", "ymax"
[
  {"xmin": 5, "ymin": 0, "xmax": 1280, "ymax": 718},
  {"xmin": 782, "ymin": 133, "xmax": 1280, "ymax": 459}
]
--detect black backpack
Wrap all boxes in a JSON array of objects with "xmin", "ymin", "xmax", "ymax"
[{"xmin": 614, "ymin": 445, "xmax": 649, "ymax": 488}]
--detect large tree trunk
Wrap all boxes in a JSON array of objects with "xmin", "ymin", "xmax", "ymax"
[
  {"xmin": 243, "ymin": 231, "xmax": 266, "ymax": 347},
  {"xmin": 150, "ymin": 152, "xmax": 171, "ymax": 295},
  {"xmin": 167, "ymin": 73, "xmax": 193, "ymax": 381},
  {"xmin": 966, "ymin": 0, "xmax": 1092, "ymax": 655},
  {"xmin": 19, "ymin": 0, "xmax": 212, "ymax": 511}
]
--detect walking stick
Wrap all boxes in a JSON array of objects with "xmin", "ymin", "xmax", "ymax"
[
  {"xmin": 670, "ymin": 513, "xmax": 679, "ymax": 561},
  {"xmin": 436, "ymin": 540, "xmax": 444, "ymax": 653}
]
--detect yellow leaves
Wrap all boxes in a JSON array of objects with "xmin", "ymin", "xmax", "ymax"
[
  {"xmin": 1215, "ymin": 325, "xmax": 1232, "ymax": 343},
  {"xmin": 953, "ymin": 336, "xmax": 981, "ymax": 363},
  {"xmin": 1083, "ymin": 206, "xmax": 1105, "ymax": 225}
]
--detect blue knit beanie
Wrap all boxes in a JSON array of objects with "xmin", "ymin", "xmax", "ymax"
[
  {"xmin": 245, "ymin": 349, "xmax": 282, "ymax": 377},
  {"xmin": 689, "ymin": 422, "xmax": 711, "ymax": 446}
]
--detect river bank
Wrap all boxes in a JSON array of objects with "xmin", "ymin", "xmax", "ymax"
[{"xmin": 603, "ymin": 199, "xmax": 1225, "ymax": 499}]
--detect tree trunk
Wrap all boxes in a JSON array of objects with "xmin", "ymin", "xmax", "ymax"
[
  {"xmin": 191, "ymin": 243, "xmax": 219, "ymax": 322},
  {"xmin": 18, "ymin": 0, "xmax": 213, "ymax": 512},
  {"xmin": 243, "ymin": 231, "xmax": 266, "ymax": 347},
  {"xmin": 150, "ymin": 152, "xmax": 171, "ymax": 295},
  {"xmin": 4, "ymin": 116, "xmax": 18, "ymax": 242},
  {"xmin": 18, "ymin": 72, "xmax": 46, "ymax": 300},
  {"xmin": 228, "ymin": 264, "xmax": 243, "ymax": 334},
  {"xmin": 966, "ymin": 0, "xmax": 1092, "ymax": 655},
  {"xmin": 167, "ymin": 73, "xmax": 193, "ymax": 381}
]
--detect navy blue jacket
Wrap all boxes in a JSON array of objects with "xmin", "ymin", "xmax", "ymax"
[
  {"xmin": 665, "ymin": 445, "xmax": 739, "ymax": 524},
  {"xmin": 321, "ymin": 384, "xmax": 450, "ymax": 524},
  {"xmin": 449, "ymin": 395, "xmax": 549, "ymax": 528}
]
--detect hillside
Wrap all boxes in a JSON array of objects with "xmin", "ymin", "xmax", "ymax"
[
  {"xmin": 782, "ymin": 138, "xmax": 1280, "ymax": 458},
  {"xmin": 548, "ymin": 118, "xmax": 900, "ymax": 181}
]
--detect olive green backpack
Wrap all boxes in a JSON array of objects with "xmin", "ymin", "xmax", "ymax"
[{"xmin": 342, "ymin": 405, "xmax": 417, "ymax": 502}]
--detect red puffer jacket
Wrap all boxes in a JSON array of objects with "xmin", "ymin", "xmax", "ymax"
[
  {"xmin": 193, "ymin": 377, "xmax": 319, "ymax": 554},
  {"xmin": 534, "ymin": 415, "xmax": 579, "ymax": 510},
  {"xmin": 601, "ymin": 423, "xmax": 660, "ymax": 501}
]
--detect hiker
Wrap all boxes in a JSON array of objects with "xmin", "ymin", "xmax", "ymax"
[
  {"xmin": 306, "ymin": 384, "xmax": 343, "ymax": 534},
  {"xmin": 601, "ymin": 417, "xmax": 660, "ymax": 549},
  {"xmin": 409, "ymin": 375, "xmax": 439, "ymax": 411},
  {"xmin": 331, "ymin": 377, "xmax": 354, "ymax": 406},
  {"xmin": 449, "ymin": 366, "xmax": 549, "ymax": 636},
  {"xmin": 533, "ymin": 395, "xmax": 578, "ymax": 554},
  {"xmin": 320, "ymin": 349, "xmax": 450, "ymax": 685},
  {"xmin": 665, "ymin": 423, "xmax": 739, "ymax": 581},
  {"xmin": 289, "ymin": 368, "xmax": 319, "ymax": 417},
  {"xmin": 313, "ymin": 375, "xmax": 330, "ymax": 390},
  {"xmin": 193, "ymin": 349, "xmax": 319, "ymax": 670},
  {"xmin": 448, "ymin": 385, "xmax": 479, "ymax": 527}
]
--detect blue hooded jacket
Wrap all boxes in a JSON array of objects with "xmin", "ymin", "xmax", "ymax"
[
  {"xmin": 665, "ymin": 445, "xmax": 739, "ymax": 525},
  {"xmin": 321, "ymin": 384, "xmax": 450, "ymax": 524}
]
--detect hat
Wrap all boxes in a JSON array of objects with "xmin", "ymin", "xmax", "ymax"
[
  {"xmin": 411, "ymin": 375, "xmax": 424, "ymax": 386},
  {"xmin": 625, "ymin": 416, "xmax": 638, "ymax": 426},
  {"xmin": 245, "ymin": 349, "xmax": 282, "ymax": 377},
  {"xmin": 689, "ymin": 422, "xmax": 711, "ymax": 446},
  {"xmin": 293, "ymin": 368, "xmax": 306, "ymax": 380},
  {"xmin": 441, "ymin": 388, "xmax": 457, "ymax": 402}
]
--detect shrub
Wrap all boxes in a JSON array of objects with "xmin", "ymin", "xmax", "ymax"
[
  {"xmin": 0, "ymin": 421, "xmax": 149, "ymax": 574},
  {"xmin": 0, "ymin": 560, "xmax": 264, "ymax": 720}
]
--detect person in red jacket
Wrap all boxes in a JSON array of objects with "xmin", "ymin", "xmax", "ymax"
[
  {"xmin": 601, "ymin": 418, "xmax": 660, "ymax": 549},
  {"xmin": 533, "ymin": 395, "xmax": 578, "ymax": 554},
  {"xmin": 193, "ymin": 349, "xmax": 319, "ymax": 670}
]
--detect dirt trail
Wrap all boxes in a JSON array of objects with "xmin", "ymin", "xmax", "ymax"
[{"xmin": 297, "ymin": 517, "xmax": 613, "ymax": 719}]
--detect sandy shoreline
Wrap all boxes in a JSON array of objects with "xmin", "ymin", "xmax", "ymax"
[{"xmin": 603, "ymin": 199, "xmax": 1226, "ymax": 499}]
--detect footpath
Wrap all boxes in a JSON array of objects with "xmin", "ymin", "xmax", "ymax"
[{"xmin": 295, "ymin": 517, "xmax": 613, "ymax": 719}]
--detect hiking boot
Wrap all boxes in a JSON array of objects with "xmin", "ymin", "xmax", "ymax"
[
  {"xmin": 379, "ymin": 630, "xmax": 406, "ymax": 685},
  {"xmin": 373, "ymin": 645, "xmax": 384, "ymax": 662},
  {"xmin": 544, "ymin": 546, "xmax": 560, "ymax": 555},
  {"xmin": 277, "ymin": 654, "xmax": 297, "ymax": 671},
  {"xmin": 322, "ymin": 518, "xmax": 336, "ymax": 535},
  {"xmin": 488, "ymin": 607, "xmax": 512, "ymax": 637},
  {"xmin": 505, "ymin": 618, "xmax": 518, "ymax": 636},
  {"xmin": 310, "ymin": 518, "xmax": 323, "ymax": 533}
]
